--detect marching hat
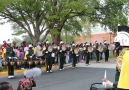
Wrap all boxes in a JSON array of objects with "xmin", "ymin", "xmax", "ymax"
[{"xmin": 60, "ymin": 40, "xmax": 64, "ymax": 44}]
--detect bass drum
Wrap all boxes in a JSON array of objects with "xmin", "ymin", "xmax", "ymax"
[
  {"xmin": 108, "ymin": 44, "xmax": 115, "ymax": 51},
  {"xmin": 88, "ymin": 46, "xmax": 93, "ymax": 52},
  {"xmin": 62, "ymin": 44, "xmax": 66, "ymax": 51},
  {"xmin": 98, "ymin": 45, "xmax": 107, "ymax": 52},
  {"xmin": 74, "ymin": 47, "xmax": 79, "ymax": 54},
  {"xmin": 48, "ymin": 45, "xmax": 53, "ymax": 52}
]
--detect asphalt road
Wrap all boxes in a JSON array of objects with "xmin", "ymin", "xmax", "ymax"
[{"xmin": 0, "ymin": 66, "xmax": 115, "ymax": 90}]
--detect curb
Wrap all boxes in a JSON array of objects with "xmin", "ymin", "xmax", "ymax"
[{"xmin": 0, "ymin": 65, "xmax": 56, "ymax": 76}]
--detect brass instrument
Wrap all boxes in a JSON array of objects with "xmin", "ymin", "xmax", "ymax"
[{"xmin": 116, "ymin": 56, "xmax": 123, "ymax": 72}]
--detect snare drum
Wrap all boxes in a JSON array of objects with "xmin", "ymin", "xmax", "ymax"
[{"xmin": 90, "ymin": 83, "xmax": 113, "ymax": 90}]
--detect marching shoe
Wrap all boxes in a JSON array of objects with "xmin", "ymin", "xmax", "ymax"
[
  {"xmin": 47, "ymin": 71, "xmax": 49, "ymax": 73},
  {"xmin": 59, "ymin": 69, "xmax": 62, "ymax": 71},
  {"xmin": 86, "ymin": 64, "xmax": 88, "ymax": 66},
  {"xmin": 49, "ymin": 70, "xmax": 53, "ymax": 73},
  {"xmin": 8, "ymin": 76, "xmax": 11, "ymax": 79},
  {"xmin": 11, "ymin": 76, "xmax": 15, "ymax": 78}
]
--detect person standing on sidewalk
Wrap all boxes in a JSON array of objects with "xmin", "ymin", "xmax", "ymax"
[{"xmin": 0, "ymin": 82, "xmax": 13, "ymax": 90}]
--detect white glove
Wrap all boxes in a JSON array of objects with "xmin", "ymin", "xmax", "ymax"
[
  {"xmin": 102, "ymin": 80, "xmax": 113, "ymax": 88},
  {"xmin": 30, "ymin": 56, "xmax": 32, "ymax": 58},
  {"xmin": 9, "ymin": 57, "xmax": 12, "ymax": 59}
]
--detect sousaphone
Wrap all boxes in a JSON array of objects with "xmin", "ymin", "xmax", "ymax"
[
  {"xmin": 116, "ymin": 56, "xmax": 122, "ymax": 72},
  {"xmin": 116, "ymin": 48, "xmax": 129, "ymax": 72}
]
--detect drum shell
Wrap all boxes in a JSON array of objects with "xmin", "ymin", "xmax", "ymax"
[
  {"xmin": 34, "ymin": 60, "xmax": 39, "ymax": 65},
  {"xmin": 48, "ymin": 45, "xmax": 53, "ymax": 52},
  {"xmin": 40, "ymin": 60, "xmax": 45, "ymax": 65},
  {"xmin": 28, "ymin": 61, "xmax": 33, "ymax": 65},
  {"xmin": 98, "ymin": 45, "xmax": 107, "ymax": 52},
  {"xmin": 10, "ymin": 61, "xmax": 15, "ymax": 66},
  {"xmin": 2, "ymin": 61, "xmax": 8, "ymax": 66},
  {"xmin": 62, "ymin": 44, "xmax": 66, "ymax": 51},
  {"xmin": 74, "ymin": 48, "xmax": 79, "ymax": 54},
  {"xmin": 90, "ymin": 83, "xmax": 113, "ymax": 90},
  {"xmin": 88, "ymin": 46, "xmax": 93, "ymax": 52},
  {"xmin": 17, "ymin": 61, "xmax": 22, "ymax": 66},
  {"xmin": 108, "ymin": 44, "xmax": 115, "ymax": 51}
]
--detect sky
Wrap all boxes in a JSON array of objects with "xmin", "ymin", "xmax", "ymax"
[{"xmin": 0, "ymin": 23, "xmax": 14, "ymax": 44}]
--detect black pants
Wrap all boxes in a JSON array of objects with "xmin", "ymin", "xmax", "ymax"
[
  {"xmin": 52, "ymin": 57, "xmax": 55, "ymax": 64},
  {"xmin": 95, "ymin": 50, "xmax": 100, "ymax": 62},
  {"xmin": 60, "ymin": 57, "xmax": 65, "ymax": 69},
  {"xmin": 105, "ymin": 51, "xmax": 109, "ymax": 62},
  {"xmin": 86, "ymin": 54, "xmax": 90, "ymax": 64},
  {"xmin": 46, "ymin": 58, "xmax": 52, "ymax": 71},
  {"xmin": 72, "ymin": 56, "xmax": 77, "ymax": 67},
  {"xmin": 8, "ymin": 64, "xmax": 14, "ymax": 76}
]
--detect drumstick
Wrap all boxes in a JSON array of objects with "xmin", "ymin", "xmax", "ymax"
[{"xmin": 104, "ymin": 70, "xmax": 107, "ymax": 88}]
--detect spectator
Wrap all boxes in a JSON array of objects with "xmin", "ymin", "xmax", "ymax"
[{"xmin": 0, "ymin": 82, "xmax": 13, "ymax": 90}]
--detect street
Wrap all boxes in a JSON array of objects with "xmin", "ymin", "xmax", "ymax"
[{"xmin": 0, "ymin": 59, "xmax": 116, "ymax": 90}]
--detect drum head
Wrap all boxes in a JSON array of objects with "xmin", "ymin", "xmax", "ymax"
[
  {"xmin": 108, "ymin": 44, "xmax": 115, "ymax": 51},
  {"xmin": 48, "ymin": 45, "xmax": 53, "ymax": 52},
  {"xmin": 62, "ymin": 44, "xmax": 66, "ymax": 51},
  {"xmin": 88, "ymin": 46, "xmax": 93, "ymax": 52},
  {"xmin": 74, "ymin": 48, "xmax": 79, "ymax": 54}
]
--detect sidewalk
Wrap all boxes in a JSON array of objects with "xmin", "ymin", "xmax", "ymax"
[{"xmin": 77, "ymin": 57, "xmax": 116, "ymax": 69}]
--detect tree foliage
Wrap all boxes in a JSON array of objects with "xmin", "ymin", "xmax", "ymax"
[{"xmin": 0, "ymin": 0, "xmax": 128, "ymax": 43}]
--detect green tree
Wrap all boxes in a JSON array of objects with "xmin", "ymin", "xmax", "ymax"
[{"xmin": 0, "ymin": 0, "xmax": 128, "ymax": 43}]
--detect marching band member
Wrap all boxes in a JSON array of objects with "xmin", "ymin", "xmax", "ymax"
[
  {"xmin": 104, "ymin": 41, "xmax": 109, "ymax": 62},
  {"xmin": 58, "ymin": 41, "xmax": 66, "ymax": 70},
  {"xmin": 102, "ymin": 47, "xmax": 129, "ymax": 90},
  {"xmin": 5, "ymin": 40, "xmax": 15, "ymax": 79},
  {"xmin": 84, "ymin": 43, "xmax": 90, "ymax": 66},
  {"xmin": 72, "ymin": 43, "xmax": 78, "ymax": 68},
  {"xmin": 95, "ymin": 42, "xmax": 100, "ymax": 63},
  {"xmin": 44, "ymin": 43, "xmax": 53, "ymax": 73},
  {"xmin": 26, "ymin": 44, "xmax": 35, "ymax": 69}
]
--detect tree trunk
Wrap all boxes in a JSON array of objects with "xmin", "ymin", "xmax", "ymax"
[{"xmin": 52, "ymin": 34, "xmax": 61, "ymax": 44}]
